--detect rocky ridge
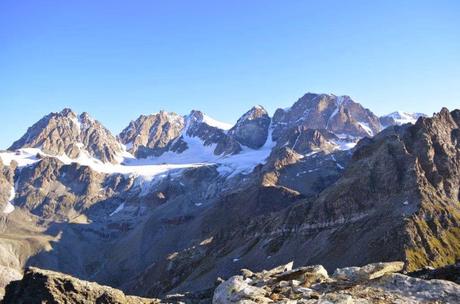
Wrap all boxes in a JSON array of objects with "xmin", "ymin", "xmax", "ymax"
[
  {"xmin": 213, "ymin": 261, "xmax": 460, "ymax": 304},
  {"xmin": 9, "ymin": 109, "xmax": 123, "ymax": 164},
  {"xmin": 3, "ymin": 261, "xmax": 460, "ymax": 304},
  {"xmin": 119, "ymin": 111, "xmax": 185, "ymax": 158},
  {"xmin": 2, "ymin": 267, "xmax": 159, "ymax": 304}
]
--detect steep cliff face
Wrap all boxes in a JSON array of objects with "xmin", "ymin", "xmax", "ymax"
[
  {"xmin": 181, "ymin": 110, "xmax": 241, "ymax": 156},
  {"xmin": 12, "ymin": 157, "xmax": 108, "ymax": 219},
  {"xmin": 401, "ymin": 108, "xmax": 460, "ymax": 270},
  {"xmin": 228, "ymin": 106, "xmax": 271, "ymax": 149},
  {"xmin": 272, "ymin": 93, "xmax": 382, "ymax": 139},
  {"xmin": 264, "ymin": 108, "xmax": 460, "ymax": 272},
  {"xmin": 119, "ymin": 111, "xmax": 185, "ymax": 158}
]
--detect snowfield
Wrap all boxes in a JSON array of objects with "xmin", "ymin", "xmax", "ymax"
[
  {"xmin": 0, "ymin": 129, "xmax": 276, "ymax": 183},
  {"xmin": 382, "ymin": 111, "xmax": 426, "ymax": 126}
]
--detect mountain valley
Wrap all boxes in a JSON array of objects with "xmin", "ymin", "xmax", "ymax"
[{"xmin": 1, "ymin": 92, "xmax": 459, "ymax": 303}]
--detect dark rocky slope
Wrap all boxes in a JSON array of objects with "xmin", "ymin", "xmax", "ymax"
[{"xmin": 2, "ymin": 267, "xmax": 159, "ymax": 304}]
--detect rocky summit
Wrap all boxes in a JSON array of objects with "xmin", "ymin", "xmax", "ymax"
[
  {"xmin": 1, "ymin": 92, "xmax": 460, "ymax": 303},
  {"xmin": 212, "ymin": 261, "xmax": 460, "ymax": 304},
  {"xmin": 3, "ymin": 261, "xmax": 460, "ymax": 304}
]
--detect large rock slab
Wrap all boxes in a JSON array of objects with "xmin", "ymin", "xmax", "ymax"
[
  {"xmin": 2, "ymin": 267, "xmax": 160, "ymax": 304},
  {"xmin": 212, "ymin": 261, "xmax": 460, "ymax": 303},
  {"xmin": 213, "ymin": 276, "xmax": 271, "ymax": 304},
  {"xmin": 332, "ymin": 261, "xmax": 404, "ymax": 282}
]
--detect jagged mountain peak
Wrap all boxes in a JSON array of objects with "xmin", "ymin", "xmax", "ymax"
[
  {"xmin": 272, "ymin": 93, "xmax": 381, "ymax": 140},
  {"xmin": 119, "ymin": 111, "xmax": 185, "ymax": 158},
  {"xmin": 9, "ymin": 108, "xmax": 122, "ymax": 164},
  {"xmin": 237, "ymin": 105, "xmax": 269, "ymax": 122},
  {"xmin": 185, "ymin": 110, "xmax": 206, "ymax": 125},
  {"xmin": 185, "ymin": 110, "xmax": 232, "ymax": 130},
  {"xmin": 380, "ymin": 111, "xmax": 427, "ymax": 127},
  {"xmin": 228, "ymin": 105, "xmax": 271, "ymax": 149},
  {"xmin": 59, "ymin": 107, "xmax": 77, "ymax": 117}
]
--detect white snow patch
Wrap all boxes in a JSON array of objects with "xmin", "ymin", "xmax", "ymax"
[
  {"xmin": 358, "ymin": 122, "xmax": 373, "ymax": 136},
  {"xmin": 403, "ymin": 201, "xmax": 409, "ymax": 205},
  {"xmin": 144, "ymin": 128, "xmax": 276, "ymax": 178},
  {"xmin": 326, "ymin": 96, "xmax": 346, "ymax": 129},
  {"xmin": 3, "ymin": 185, "xmax": 15, "ymax": 214},
  {"xmin": 0, "ymin": 148, "xmax": 41, "ymax": 167},
  {"xmin": 0, "ymin": 148, "xmax": 204, "ymax": 181},
  {"xmin": 70, "ymin": 115, "xmax": 81, "ymax": 133},
  {"xmin": 335, "ymin": 140, "xmax": 357, "ymax": 151},
  {"xmin": 109, "ymin": 202, "xmax": 125, "ymax": 216},
  {"xmin": 1, "ymin": 125, "xmax": 275, "ymax": 181},
  {"xmin": 332, "ymin": 134, "xmax": 359, "ymax": 151},
  {"xmin": 216, "ymin": 129, "xmax": 276, "ymax": 177},
  {"xmin": 124, "ymin": 141, "xmax": 134, "ymax": 151},
  {"xmin": 383, "ymin": 111, "xmax": 426, "ymax": 126},
  {"xmin": 232, "ymin": 258, "xmax": 240, "ymax": 262},
  {"xmin": 202, "ymin": 114, "xmax": 233, "ymax": 130},
  {"xmin": 194, "ymin": 203, "xmax": 203, "ymax": 207}
]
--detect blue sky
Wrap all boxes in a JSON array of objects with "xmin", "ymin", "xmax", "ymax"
[{"xmin": 0, "ymin": 0, "xmax": 459, "ymax": 149}]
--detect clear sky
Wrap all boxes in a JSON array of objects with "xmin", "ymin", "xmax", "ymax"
[{"xmin": 0, "ymin": 0, "xmax": 459, "ymax": 149}]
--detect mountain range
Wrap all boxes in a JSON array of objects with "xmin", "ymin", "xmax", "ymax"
[{"xmin": 2, "ymin": 92, "xmax": 460, "ymax": 303}]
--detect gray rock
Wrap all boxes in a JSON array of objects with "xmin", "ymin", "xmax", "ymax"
[
  {"xmin": 212, "ymin": 276, "xmax": 271, "ymax": 304},
  {"xmin": 374, "ymin": 273, "xmax": 460, "ymax": 303},
  {"xmin": 119, "ymin": 111, "xmax": 185, "ymax": 158},
  {"xmin": 3, "ymin": 267, "xmax": 160, "ymax": 304},
  {"xmin": 228, "ymin": 106, "xmax": 271, "ymax": 149},
  {"xmin": 275, "ymin": 265, "xmax": 329, "ymax": 286},
  {"xmin": 332, "ymin": 262, "xmax": 404, "ymax": 282},
  {"xmin": 9, "ymin": 108, "xmax": 123, "ymax": 163},
  {"xmin": 272, "ymin": 93, "xmax": 382, "ymax": 140}
]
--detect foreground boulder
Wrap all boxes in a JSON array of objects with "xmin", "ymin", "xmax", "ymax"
[
  {"xmin": 213, "ymin": 261, "xmax": 460, "ymax": 304},
  {"xmin": 2, "ymin": 267, "xmax": 160, "ymax": 304},
  {"xmin": 332, "ymin": 261, "xmax": 405, "ymax": 282}
]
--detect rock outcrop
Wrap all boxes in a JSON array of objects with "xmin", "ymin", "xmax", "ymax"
[
  {"xmin": 119, "ymin": 111, "xmax": 185, "ymax": 158},
  {"xmin": 4, "ymin": 261, "xmax": 460, "ymax": 303},
  {"xmin": 2, "ymin": 267, "xmax": 159, "ymax": 304},
  {"xmin": 213, "ymin": 261, "xmax": 460, "ymax": 304},
  {"xmin": 228, "ymin": 106, "xmax": 271, "ymax": 149}
]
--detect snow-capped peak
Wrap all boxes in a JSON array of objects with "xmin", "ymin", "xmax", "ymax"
[
  {"xmin": 381, "ymin": 111, "xmax": 426, "ymax": 126},
  {"xmin": 186, "ymin": 110, "xmax": 232, "ymax": 130}
]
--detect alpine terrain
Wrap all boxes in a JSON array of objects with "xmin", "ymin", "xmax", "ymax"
[{"xmin": 1, "ymin": 92, "xmax": 460, "ymax": 304}]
